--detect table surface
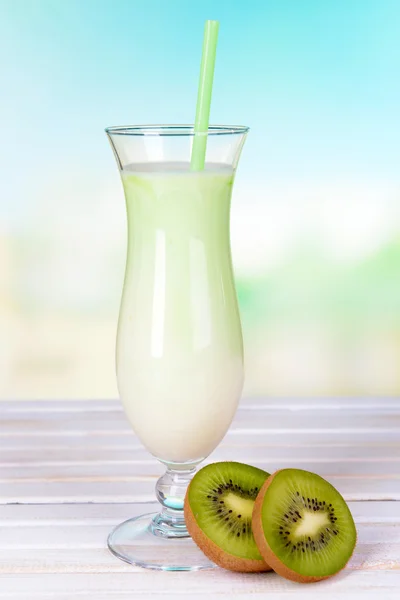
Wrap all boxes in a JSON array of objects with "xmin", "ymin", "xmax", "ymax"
[{"xmin": 0, "ymin": 398, "xmax": 399, "ymax": 599}]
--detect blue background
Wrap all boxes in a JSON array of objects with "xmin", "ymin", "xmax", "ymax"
[{"xmin": 1, "ymin": 0, "xmax": 400, "ymax": 398}]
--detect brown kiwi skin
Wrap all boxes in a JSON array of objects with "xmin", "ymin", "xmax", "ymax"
[
  {"xmin": 184, "ymin": 481, "xmax": 272, "ymax": 573},
  {"xmin": 252, "ymin": 470, "xmax": 356, "ymax": 583}
]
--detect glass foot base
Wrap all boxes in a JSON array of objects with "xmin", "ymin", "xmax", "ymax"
[{"xmin": 108, "ymin": 512, "xmax": 215, "ymax": 571}]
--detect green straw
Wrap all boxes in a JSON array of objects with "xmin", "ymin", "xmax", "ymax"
[{"xmin": 191, "ymin": 20, "xmax": 219, "ymax": 171}]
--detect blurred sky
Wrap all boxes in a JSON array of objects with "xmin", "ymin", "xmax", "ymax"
[
  {"xmin": 1, "ymin": 0, "xmax": 400, "ymax": 397},
  {"xmin": 2, "ymin": 0, "xmax": 400, "ymax": 203},
  {"xmin": 1, "ymin": 1, "xmax": 400, "ymax": 263}
]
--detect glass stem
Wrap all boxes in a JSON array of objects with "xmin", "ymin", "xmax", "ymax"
[{"xmin": 150, "ymin": 466, "xmax": 197, "ymax": 538}]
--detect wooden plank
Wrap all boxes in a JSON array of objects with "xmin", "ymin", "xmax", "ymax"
[
  {"xmin": 1, "ymin": 501, "xmax": 399, "ymax": 525},
  {"xmin": 0, "ymin": 570, "xmax": 399, "ymax": 596},
  {"xmin": 2, "ymin": 435, "xmax": 399, "ymax": 451},
  {"xmin": 1, "ymin": 475, "xmax": 400, "ymax": 504},
  {"xmin": 0, "ymin": 593, "xmax": 397, "ymax": 600},
  {"xmin": 2, "ymin": 457, "xmax": 400, "ymax": 480},
  {"xmin": 1, "ymin": 431, "xmax": 399, "ymax": 451},
  {"xmin": 1, "ymin": 444, "xmax": 399, "ymax": 466},
  {"xmin": 0, "ymin": 503, "xmax": 152, "ymax": 525},
  {"xmin": 0, "ymin": 587, "xmax": 398, "ymax": 600},
  {"xmin": 0, "ymin": 400, "xmax": 119, "ymax": 413},
  {"xmin": 0, "ymin": 540, "xmax": 398, "ymax": 573},
  {"xmin": 1, "ymin": 425, "xmax": 399, "ymax": 447},
  {"xmin": 0, "ymin": 593, "xmax": 395, "ymax": 600},
  {"xmin": 0, "ymin": 520, "xmax": 398, "ymax": 550},
  {"xmin": 241, "ymin": 397, "xmax": 400, "ymax": 411},
  {"xmin": 0, "ymin": 461, "xmax": 163, "ymax": 479},
  {"xmin": 1, "ymin": 397, "xmax": 400, "ymax": 413},
  {"xmin": 1, "ymin": 409, "xmax": 399, "ymax": 433}
]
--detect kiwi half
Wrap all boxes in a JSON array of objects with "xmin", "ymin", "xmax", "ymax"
[
  {"xmin": 184, "ymin": 461, "xmax": 271, "ymax": 572},
  {"xmin": 252, "ymin": 469, "xmax": 357, "ymax": 583}
]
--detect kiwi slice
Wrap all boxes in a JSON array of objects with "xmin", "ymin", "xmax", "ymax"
[
  {"xmin": 184, "ymin": 461, "xmax": 271, "ymax": 572},
  {"xmin": 252, "ymin": 469, "xmax": 357, "ymax": 583}
]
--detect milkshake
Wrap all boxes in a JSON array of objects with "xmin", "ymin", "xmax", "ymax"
[{"xmin": 117, "ymin": 162, "xmax": 244, "ymax": 464}]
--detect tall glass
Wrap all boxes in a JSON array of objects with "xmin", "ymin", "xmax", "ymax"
[{"xmin": 106, "ymin": 125, "xmax": 248, "ymax": 570}]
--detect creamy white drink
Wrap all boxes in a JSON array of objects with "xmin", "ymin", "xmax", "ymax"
[{"xmin": 116, "ymin": 163, "xmax": 244, "ymax": 463}]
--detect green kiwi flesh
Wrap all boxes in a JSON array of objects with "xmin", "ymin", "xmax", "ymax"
[
  {"xmin": 185, "ymin": 462, "xmax": 270, "ymax": 569},
  {"xmin": 254, "ymin": 469, "xmax": 357, "ymax": 582}
]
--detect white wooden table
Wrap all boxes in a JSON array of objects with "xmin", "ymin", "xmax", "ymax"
[{"xmin": 0, "ymin": 398, "xmax": 399, "ymax": 599}]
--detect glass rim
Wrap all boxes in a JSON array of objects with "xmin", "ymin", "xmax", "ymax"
[{"xmin": 105, "ymin": 124, "xmax": 249, "ymax": 137}]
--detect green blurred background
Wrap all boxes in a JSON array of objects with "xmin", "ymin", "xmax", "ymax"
[{"xmin": 1, "ymin": 0, "xmax": 400, "ymax": 399}]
